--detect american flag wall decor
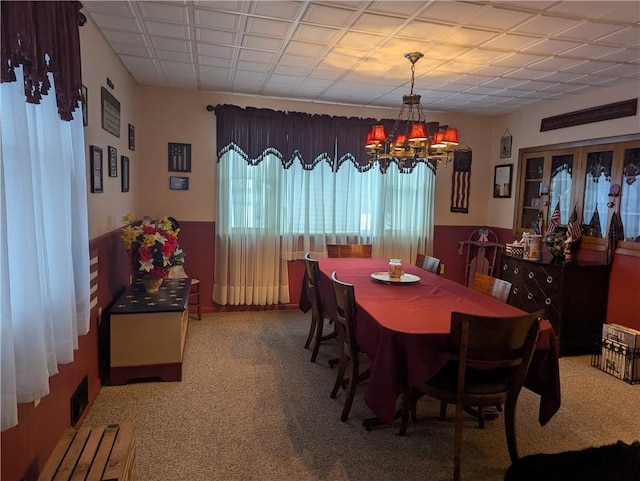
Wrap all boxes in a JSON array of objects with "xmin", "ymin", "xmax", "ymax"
[
  {"xmin": 451, "ymin": 149, "xmax": 472, "ymax": 213},
  {"xmin": 168, "ymin": 142, "xmax": 192, "ymax": 172}
]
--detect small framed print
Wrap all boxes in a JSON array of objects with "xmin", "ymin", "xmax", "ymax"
[
  {"xmin": 90, "ymin": 146, "xmax": 103, "ymax": 193},
  {"xmin": 493, "ymin": 163, "xmax": 513, "ymax": 198},
  {"xmin": 500, "ymin": 130, "xmax": 512, "ymax": 159},
  {"xmin": 170, "ymin": 176, "xmax": 189, "ymax": 190},
  {"xmin": 128, "ymin": 124, "xmax": 135, "ymax": 151},
  {"xmin": 81, "ymin": 85, "xmax": 88, "ymax": 127},
  {"xmin": 168, "ymin": 142, "xmax": 191, "ymax": 172},
  {"xmin": 108, "ymin": 146, "xmax": 117, "ymax": 177},
  {"xmin": 121, "ymin": 156, "xmax": 130, "ymax": 192}
]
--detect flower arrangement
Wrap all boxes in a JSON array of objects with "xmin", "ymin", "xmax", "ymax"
[{"xmin": 121, "ymin": 213, "xmax": 185, "ymax": 280}]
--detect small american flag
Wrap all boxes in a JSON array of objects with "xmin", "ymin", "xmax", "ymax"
[
  {"xmin": 547, "ymin": 202, "xmax": 561, "ymax": 232},
  {"xmin": 567, "ymin": 205, "xmax": 582, "ymax": 240}
]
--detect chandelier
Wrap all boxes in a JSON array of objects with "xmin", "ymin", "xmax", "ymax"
[{"xmin": 365, "ymin": 52, "xmax": 460, "ymax": 169}]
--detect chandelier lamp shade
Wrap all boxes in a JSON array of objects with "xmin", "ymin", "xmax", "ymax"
[{"xmin": 365, "ymin": 52, "xmax": 460, "ymax": 169}]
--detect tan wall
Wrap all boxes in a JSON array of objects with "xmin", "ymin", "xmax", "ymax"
[
  {"xmin": 80, "ymin": 14, "xmax": 138, "ymax": 239},
  {"xmin": 135, "ymin": 88, "xmax": 495, "ymax": 226}
]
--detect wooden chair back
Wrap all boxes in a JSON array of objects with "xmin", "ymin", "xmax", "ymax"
[
  {"xmin": 427, "ymin": 309, "xmax": 543, "ymax": 480},
  {"xmin": 304, "ymin": 253, "xmax": 324, "ymax": 323},
  {"xmin": 326, "ymin": 244, "xmax": 372, "ymax": 258},
  {"xmin": 415, "ymin": 253, "xmax": 441, "ymax": 274},
  {"xmin": 330, "ymin": 271, "xmax": 359, "ymax": 354},
  {"xmin": 471, "ymin": 272, "xmax": 512, "ymax": 303}
]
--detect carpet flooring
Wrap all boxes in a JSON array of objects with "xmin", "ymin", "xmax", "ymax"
[{"xmin": 83, "ymin": 310, "xmax": 640, "ymax": 481}]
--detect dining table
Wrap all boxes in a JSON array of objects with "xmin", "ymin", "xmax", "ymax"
[{"xmin": 301, "ymin": 257, "xmax": 561, "ymax": 428}]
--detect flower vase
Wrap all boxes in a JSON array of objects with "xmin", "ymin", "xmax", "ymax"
[{"xmin": 142, "ymin": 277, "xmax": 163, "ymax": 293}]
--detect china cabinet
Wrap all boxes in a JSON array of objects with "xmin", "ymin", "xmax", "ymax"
[{"xmin": 515, "ymin": 135, "xmax": 640, "ymax": 242}]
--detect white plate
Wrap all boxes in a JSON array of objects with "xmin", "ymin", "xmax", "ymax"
[{"xmin": 370, "ymin": 272, "xmax": 421, "ymax": 285}]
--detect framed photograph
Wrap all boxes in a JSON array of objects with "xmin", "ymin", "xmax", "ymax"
[
  {"xmin": 108, "ymin": 146, "xmax": 117, "ymax": 177},
  {"xmin": 169, "ymin": 176, "xmax": 189, "ymax": 190},
  {"xmin": 90, "ymin": 146, "xmax": 103, "ymax": 193},
  {"xmin": 493, "ymin": 163, "xmax": 513, "ymax": 198},
  {"xmin": 168, "ymin": 142, "xmax": 191, "ymax": 172},
  {"xmin": 500, "ymin": 130, "xmax": 512, "ymax": 159},
  {"xmin": 121, "ymin": 156, "xmax": 130, "ymax": 192},
  {"xmin": 101, "ymin": 87, "xmax": 120, "ymax": 138},
  {"xmin": 128, "ymin": 124, "xmax": 135, "ymax": 151},
  {"xmin": 81, "ymin": 85, "xmax": 88, "ymax": 127}
]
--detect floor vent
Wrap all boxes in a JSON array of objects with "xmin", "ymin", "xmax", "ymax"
[{"xmin": 70, "ymin": 376, "xmax": 88, "ymax": 427}]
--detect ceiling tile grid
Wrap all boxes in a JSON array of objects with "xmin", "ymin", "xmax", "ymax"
[{"xmin": 81, "ymin": 0, "xmax": 640, "ymax": 115}]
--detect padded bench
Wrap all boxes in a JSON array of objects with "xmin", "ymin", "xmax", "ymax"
[{"xmin": 37, "ymin": 423, "xmax": 136, "ymax": 481}]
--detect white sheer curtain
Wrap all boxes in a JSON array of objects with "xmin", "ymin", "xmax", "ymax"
[
  {"xmin": 1, "ymin": 68, "xmax": 90, "ymax": 431},
  {"xmin": 214, "ymin": 151, "xmax": 435, "ymax": 306}
]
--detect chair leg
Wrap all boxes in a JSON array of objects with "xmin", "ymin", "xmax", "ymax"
[
  {"xmin": 304, "ymin": 311, "xmax": 317, "ymax": 350},
  {"xmin": 478, "ymin": 406, "xmax": 486, "ymax": 429},
  {"xmin": 453, "ymin": 402, "xmax": 464, "ymax": 481},
  {"xmin": 330, "ymin": 350, "xmax": 348, "ymax": 399},
  {"xmin": 439, "ymin": 401, "xmax": 447, "ymax": 420},
  {"xmin": 341, "ymin": 358, "xmax": 359, "ymax": 422},
  {"xmin": 310, "ymin": 314, "xmax": 324, "ymax": 362},
  {"xmin": 504, "ymin": 398, "xmax": 519, "ymax": 462},
  {"xmin": 399, "ymin": 389, "xmax": 411, "ymax": 436}
]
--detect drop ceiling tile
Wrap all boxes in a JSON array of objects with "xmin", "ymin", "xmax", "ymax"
[
  {"xmin": 138, "ymin": 2, "xmax": 188, "ymax": 23},
  {"xmin": 196, "ymin": 43, "xmax": 235, "ymax": 59},
  {"xmin": 278, "ymin": 54, "xmax": 317, "ymax": 68},
  {"xmin": 293, "ymin": 24, "xmax": 341, "ymax": 43},
  {"xmin": 120, "ymin": 55, "xmax": 159, "ymax": 71},
  {"xmin": 144, "ymin": 21, "xmax": 191, "ymax": 39},
  {"xmin": 457, "ymin": 49, "xmax": 514, "ymax": 65},
  {"xmin": 111, "ymin": 43, "xmax": 154, "ymax": 58},
  {"xmin": 196, "ymin": 28, "xmax": 236, "ymax": 45},
  {"xmin": 245, "ymin": 17, "xmax": 292, "ymax": 37},
  {"xmin": 418, "ymin": 1, "xmax": 486, "ymax": 24},
  {"xmin": 302, "ymin": 3, "xmax": 357, "ymax": 26},
  {"xmin": 502, "ymin": 67, "xmax": 552, "ymax": 80},
  {"xmin": 156, "ymin": 50, "xmax": 194, "ymax": 63},
  {"xmin": 593, "ymin": 63, "xmax": 640, "ymax": 77},
  {"xmin": 197, "ymin": 55, "xmax": 232, "ymax": 67},
  {"xmin": 395, "ymin": 20, "xmax": 457, "ymax": 40},
  {"xmin": 513, "ymin": 15, "xmax": 582, "ymax": 36},
  {"xmin": 351, "ymin": 12, "xmax": 407, "ymax": 34},
  {"xmin": 273, "ymin": 64, "xmax": 311, "ymax": 77},
  {"xmin": 561, "ymin": 60, "xmax": 618, "ymax": 75},
  {"xmin": 82, "ymin": 1, "xmax": 136, "ymax": 17},
  {"xmin": 520, "ymin": 38, "xmax": 583, "ymax": 56},
  {"xmin": 559, "ymin": 22, "xmax": 627, "ymax": 42},
  {"xmin": 194, "ymin": 9, "xmax": 241, "ymax": 31},
  {"xmin": 597, "ymin": 27, "xmax": 640, "ymax": 48},
  {"xmin": 159, "ymin": 60, "xmax": 196, "ymax": 74},
  {"xmin": 463, "ymin": 6, "xmax": 534, "ymax": 30},
  {"xmin": 235, "ymin": 61, "xmax": 271, "ymax": 73},
  {"xmin": 482, "ymin": 33, "xmax": 543, "ymax": 51},
  {"xmin": 242, "ymin": 35, "xmax": 282, "ymax": 51},
  {"xmin": 150, "ymin": 37, "xmax": 191, "ymax": 53},
  {"xmin": 238, "ymin": 49, "xmax": 277, "ymax": 64},
  {"xmin": 101, "ymin": 29, "xmax": 148, "ymax": 48},
  {"xmin": 368, "ymin": 1, "xmax": 426, "ymax": 18},
  {"xmin": 284, "ymin": 40, "xmax": 328, "ymax": 57},
  {"xmin": 251, "ymin": 1, "xmax": 303, "ymax": 20}
]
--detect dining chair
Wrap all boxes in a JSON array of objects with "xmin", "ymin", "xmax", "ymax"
[
  {"xmin": 326, "ymin": 244, "xmax": 372, "ymax": 258},
  {"xmin": 470, "ymin": 272, "xmax": 512, "ymax": 303},
  {"xmin": 330, "ymin": 271, "xmax": 372, "ymax": 422},
  {"xmin": 403, "ymin": 309, "xmax": 543, "ymax": 481},
  {"xmin": 303, "ymin": 253, "xmax": 337, "ymax": 363},
  {"xmin": 415, "ymin": 253, "xmax": 441, "ymax": 274}
]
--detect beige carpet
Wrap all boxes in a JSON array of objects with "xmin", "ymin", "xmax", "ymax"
[{"xmin": 83, "ymin": 310, "xmax": 640, "ymax": 481}]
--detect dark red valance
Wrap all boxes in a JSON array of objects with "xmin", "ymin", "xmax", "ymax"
[
  {"xmin": 214, "ymin": 104, "xmax": 430, "ymax": 173},
  {"xmin": 1, "ymin": 0, "xmax": 83, "ymax": 121}
]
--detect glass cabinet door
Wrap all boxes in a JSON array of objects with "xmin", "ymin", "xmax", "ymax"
[
  {"xmin": 620, "ymin": 147, "xmax": 640, "ymax": 242},
  {"xmin": 581, "ymin": 150, "xmax": 613, "ymax": 238},
  {"xmin": 548, "ymin": 154, "xmax": 573, "ymax": 224},
  {"xmin": 519, "ymin": 156, "xmax": 545, "ymax": 231}
]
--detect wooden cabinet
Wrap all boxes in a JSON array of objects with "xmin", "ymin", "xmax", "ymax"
[
  {"xmin": 109, "ymin": 278, "xmax": 191, "ymax": 384},
  {"xmin": 515, "ymin": 135, "xmax": 640, "ymax": 241},
  {"xmin": 500, "ymin": 254, "xmax": 608, "ymax": 357}
]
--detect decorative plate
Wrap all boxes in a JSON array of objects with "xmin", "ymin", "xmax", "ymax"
[
  {"xmin": 545, "ymin": 225, "xmax": 569, "ymax": 259},
  {"xmin": 370, "ymin": 272, "xmax": 421, "ymax": 285}
]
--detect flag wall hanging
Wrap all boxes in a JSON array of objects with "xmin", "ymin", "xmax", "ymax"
[{"xmin": 451, "ymin": 149, "xmax": 472, "ymax": 213}]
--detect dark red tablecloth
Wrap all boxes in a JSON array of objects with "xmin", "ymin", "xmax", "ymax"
[{"xmin": 306, "ymin": 257, "xmax": 561, "ymax": 427}]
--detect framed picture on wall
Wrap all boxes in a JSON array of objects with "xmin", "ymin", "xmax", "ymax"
[
  {"xmin": 90, "ymin": 146, "xmax": 103, "ymax": 193},
  {"xmin": 493, "ymin": 163, "xmax": 513, "ymax": 198},
  {"xmin": 121, "ymin": 156, "xmax": 129, "ymax": 192},
  {"xmin": 169, "ymin": 176, "xmax": 189, "ymax": 190},
  {"xmin": 128, "ymin": 124, "xmax": 135, "ymax": 151},
  {"xmin": 500, "ymin": 130, "xmax": 512, "ymax": 159},
  {"xmin": 108, "ymin": 146, "xmax": 117, "ymax": 177},
  {"xmin": 168, "ymin": 143, "xmax": 191, "ymax": 172}
]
